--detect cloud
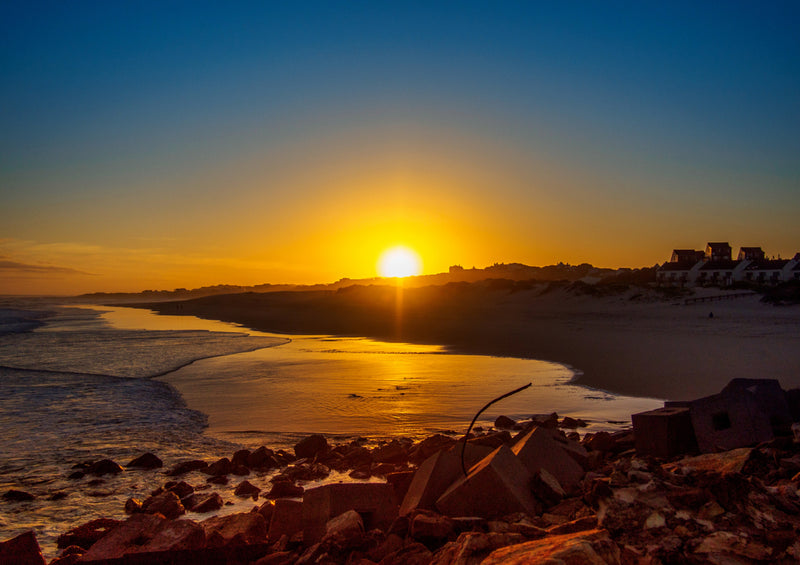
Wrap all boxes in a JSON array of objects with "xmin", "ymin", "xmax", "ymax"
[{"xmin": 0, "ymin": 258, "xmax": 96, "ymax": 276}]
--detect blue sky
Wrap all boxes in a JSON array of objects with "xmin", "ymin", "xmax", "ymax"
[{"xmin": 1, "ymin": 1, "xmax": 798, "ymax": 293}]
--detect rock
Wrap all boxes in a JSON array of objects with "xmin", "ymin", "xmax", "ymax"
[
  {"xmin": 165, "ymin": 480, "xmax": 194, "ymax": 499},
  {"xmin": 372, "ymin": 440, "xmax": 408, "ymax": 464},
  {"xmin": 50, "ymin": 545, "xmax": 84, "ymax": 565},
  {"xmin": 267, "ymin": 480, "xmax": 304, "ymax": 499},
  {"xmin": 0, "ymin": 531, "xmax": 46, "ymax": 565},
  {"xmin": 481, "ymin": 528, "xmax": 621, "ymax": 565},
  {"xmin": 560, "ymin": 416, "xmax": 587, "ymax": 429},
  {"xmin": 468, "ymin": 431, "xmax": 512, "ymax": 448},
  {"xmin": 410, "ymin": 513, "xmax": 455, "ymax": 542},
  {"xmin": 85, "ymin": 459, "xmax": 124, "ymax": 476},
  {"xmin": 267, "ymin": 499, "xmax": 304, "ymax": 542},
  {"xmin": 166, "ymin": 459, "xmax": 207, "ymax": 476},
  {"xmin": 234, "ymin": 480, "xmax": 261, "ymax": 499},
  {"xmin": 124, "ymin": 497, "xmax": 143, "ymax": 513},
  {"xmin": 207, "ymin": 475, "xmax": 229, "ymax": 485},
  {"xmin": 530, "ymin": 413, "xmax": 559, "ymax": 429},
  {"xmin": 583, "ymin": 431, "xmax": 618, "ymax": 453},
  {"xmin": 248, "ymin": 446, "xmax": 278, "ymax": 469},
  {"xmin": 67, "ymin": 471, "xmax": 85, "ymax": 480},
  {"xmin": 303, "ymin": 483, "xmax": 399, "ymax": 545},
  {"xmin": 201, "ymin": 511, "xmax": 268, "ymax": 547},
  {"xmin": 437, "ymin": 445, "xmax": 540, "ymax": 518},
  {"xmin": 532, "ymin": 468, "xmax": 566, "ymax": 507},
  {"xmin": 202, "ymin": 457, "xmax": 233, "ymax": 476},
  {"xmin": 294, "ymin": 434, "xmax": 329, "ymax": 459},
  {"xmin": 78, "ymin": 513, "xmax": 206, "ymax": 562},
  {"xmin": 182, "ymin": 492, "xmax": 223, "ymax": 513},
  {"xmin": 663, "ymin": 447, "xmax": 753, "ymax": 477},
  {"xmin": 322, "ymin": 509, "xmax": 365, "ymax": 548},
  {"xmin": 232, "ymin": 448, "xmax": 252, "ymax": 467},
  {"xmin": 693, "ymin": 531, "xmax": 773, "ymax": 563},
  {"xmin": 3, "ymin": 489, "xmax": 35, "ymax": 502},
  {"xmin": 547, "ymin": 516, "xmax": 599, "ymax": 536},
  {"xmin": 56, "ymin": 518, "xmax": 122, "ymax": 549},
  {"xmin": 378, "ymin": 541, "xmax": 432, "ymax": 565},
  {"xmin": 126, "ymin": 452, "xmax": 163, "ymax": 469},
  {"xmin": 408, "ymin": 434, "xmax": 457, "ymax": 464},
  {"xmin": 142, "ymin": 491, "xmax": 185, "ymax": 519},
  {"xmin": 494, "ymin": 415, "xmax": 517, "ymax": 430},
  {"xmin": 430, "ymin": 532, "xmax": 526, "ymax": 565}
]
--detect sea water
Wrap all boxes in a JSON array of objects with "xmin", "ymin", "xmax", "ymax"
[{"xmin": 0, "ymin": 299, "xmax": 662, "ymax": 557}]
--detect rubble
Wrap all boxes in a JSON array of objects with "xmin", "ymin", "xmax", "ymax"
[{"xmin": 5, "ymin": 389, "xmax": 800, "ymax": 564}]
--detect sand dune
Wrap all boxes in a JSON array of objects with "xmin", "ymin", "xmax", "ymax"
[{"xmin": 136, "ymin": 282, "xmax": 800, "ymax": 401}]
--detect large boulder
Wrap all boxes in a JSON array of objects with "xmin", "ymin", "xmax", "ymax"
[
  {"xmin": 142, "ymin": 491, "xmax": 185, "ymax": 519},
  {"xmin": 126, "ymin": 453, "xmax": 163, "ymax": 469},
  {"xmin": 85, "ymin": 459, "xmax": 123, "ymax": 476},
  {"xmin": 77, "ymin": 513, "xmax": 205, "ymax": 562},
  {"xmin": 294, "ymin": 434, "xmax": 329, "ymax": 459},
  {"xmin": 57, "ymin": 518, "xmax": 122, "ymax": 549},
  {"xmin": 0, "ymin": 531, "xmax": 46, "ymax": 565},
  {"xmin": 481, "ymin": 528, "xmax": 621, "ymax": 564},
  {"xmin": 201, "ymin": 512, "xmax": 268, "ymax": 548}
]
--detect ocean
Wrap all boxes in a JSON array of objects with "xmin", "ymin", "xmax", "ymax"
[{"xmin": 0, "ymin": 298, "xmax": 662, "ymax": 557}]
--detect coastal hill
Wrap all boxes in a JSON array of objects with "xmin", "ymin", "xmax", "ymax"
[
  {"xmin": 130, "ymin": 275, "xmax": 800, "ymax": 401},
  {"xmin": 79, "ymin": 262, "xmax": 628, "ymax": 302}
]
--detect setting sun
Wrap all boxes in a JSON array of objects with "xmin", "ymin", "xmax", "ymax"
[{"xmin": 377, "ymin": 246, "xmax": 423, "ymax": 278}]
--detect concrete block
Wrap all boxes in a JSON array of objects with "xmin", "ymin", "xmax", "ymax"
[
  {"xmin": 632, "ymin": 407, "xmax": 698, "ymax": 458},
  {"xmin": 267, "ymin": 499, "xmax": 304, "ymax": 542},
  {"xmin": 302, "ymin": 483, "xmax": 398, "ymax": 545},
  {"xmin": 723, "ymin": 378, "xmax": 792, "ymax": 434},
  {"xmin": 399, "ymin": 443, "xmax": 491, "ymax": 516},
  {"xmin": 512, "ymin": 427, "xmax": 585, "ymax": 491},
  {"xmin": 687, "ymin": 391, "xmax": 773, "ymax": 453},
  {"xmin": 436, "ymin": 445, "xmax": 539, "ymax": 518}
]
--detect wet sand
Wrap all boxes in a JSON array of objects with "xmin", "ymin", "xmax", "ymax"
[{"xmin": 136, "ymin": 283, "xmax": 800, "ymax": 401}]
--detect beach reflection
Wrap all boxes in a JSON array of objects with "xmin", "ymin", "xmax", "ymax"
[
  {"xmin": 92, "ymin": 305, "xmax": 662, "ymax": 445},
  {"xmin": 158, "ymin": 333, "xmax": 663, "ymax": 444}
]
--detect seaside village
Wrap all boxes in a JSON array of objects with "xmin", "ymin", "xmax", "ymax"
[
  {"xmin": 4, "ymin": 374, "xmax": 800, "ymax": 564},
  {"xmin": 657, "ymin": 242, "xmax": 800, "ymax": 287}
]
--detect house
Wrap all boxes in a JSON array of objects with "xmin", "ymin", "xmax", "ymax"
[
  {"xmin": 705, "ymin": 242, "xmax": 732, "ymax": 262},
  {"xmin": 738, "ymin": 247, "xmax": 765, "ymax": 261},
  {"xmin": 743, "ymin": 259, "xmax": 790, "ymax": 285},
  {"xmin": 657, "ymin": 242, "xmax": 800, "ymax": 287}
]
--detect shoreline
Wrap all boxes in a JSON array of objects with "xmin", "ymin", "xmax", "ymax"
[{"xmin": 130, "ymin": 283, "xmax": 800, "ymax": 401}]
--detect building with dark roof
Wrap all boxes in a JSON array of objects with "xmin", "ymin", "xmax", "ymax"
[{"xmin": 657, "ymin": 242, "xmax": 800, "ymax": 287}]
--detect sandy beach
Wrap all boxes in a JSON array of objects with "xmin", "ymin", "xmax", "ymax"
[{"xmin": 136, "ymin": 283, "xmax": 800, "ymax": 402}]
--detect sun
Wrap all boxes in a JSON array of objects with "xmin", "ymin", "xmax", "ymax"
[{"xmin": 377, "ymin": 246, "xmax": 423, "ymax": 278}]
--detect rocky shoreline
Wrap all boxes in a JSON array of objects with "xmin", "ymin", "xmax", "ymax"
[{"xmin": 3, "ymin": 410, "xmax": 800, "ymax": 565}]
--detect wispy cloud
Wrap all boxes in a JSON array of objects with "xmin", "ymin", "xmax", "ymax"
[{"xmin": 0, "ymin": 258, "xmax": 96, "ymax": 276}]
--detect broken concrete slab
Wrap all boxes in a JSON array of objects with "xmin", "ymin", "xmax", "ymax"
[
  {"xmin": 682, "ymin": 389, "xmax": 773, "ymax": 453},
  {"xmin": 632, "ymin": 407, "xmax": 698, "ymax": 458},
  {"xmin": 512, "ymin": 426, "xmax": 585, "ymax": 491},
  {"xmin": 436, "ymin": 445, "xmax": 540, "ymax": 518},
  {"xmin": 302, "ymin": 483, "xmax": 398, "ymax": 545},
  {"xmin": 399, "ymin": 443, "xmax": 492, "ymax": 516},
  {"xmin": 267, "ymin": 499, "xmax": 304, "ymax": 542}
]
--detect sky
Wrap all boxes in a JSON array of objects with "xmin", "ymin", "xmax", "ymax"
[{"xmin": 1, "ymin": 1, "xmax": 798, "ymax": 295}]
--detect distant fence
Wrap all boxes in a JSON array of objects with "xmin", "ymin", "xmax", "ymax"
[{"xmin": 684, "ymin": 292, "xmax": 756, "ymax": 305}]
